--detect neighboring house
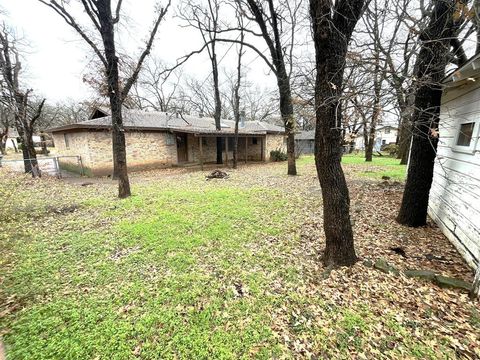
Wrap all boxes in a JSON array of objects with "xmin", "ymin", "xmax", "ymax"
[
  {"xmin": 48, "ymin": 107, "xmax": 286, "ymax": 176},
  {"xmin": 428, "ymin": 55, "xmax": 480, "ymax": 269},
  {"xmin": 354, "ymin": 125, "xmax": 398, "ymax": 150},
  {"xmin": 295, "ymin": 130, "xmax": 314, "ymax": 155}
]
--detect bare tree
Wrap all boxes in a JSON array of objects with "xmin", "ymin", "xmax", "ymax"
[
  {"xmin": 243, "ymin": 85, "xmax": 277, "ymax": 122},
  {"xmin": 234, "ymin": 0, "xmax": 303, "ymax": 175},
  {"xmin": 309, "ymin": 0, "xmax": 366, "ymax": 266},
  {"xmin": 39, "ymin": 0, "xmax": 170, "ymax": 198},
  {"xmin": 232, "ymin": 11, "xmax": 245, "ymax": 169},
  {"xmin": 180, "ymin": 0, "xmax": 224, "ymax": 164},
  {"xmin": 133, "ymin": 58, "xmax": 182, "ymax": 112},
  {"xmin": 0, "ymin": 24, "xmax": 45, "ymax": 176},
  {"xmin": 397, "ymin": 0, "xmax": 466, "ymax": 227}
]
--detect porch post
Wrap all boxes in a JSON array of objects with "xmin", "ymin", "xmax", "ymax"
[
  {"xmin": 199, "ymin": 136, "xmax": 204, "ymax": 171},
  {"xmin": 245, "ymin": 137, "xmax": 248, "ymax": 164},
  {"xmin": 225, "ymin": 136, "xmax": 229, "ymax": 167},
  {"xmin": 261, "ymin": 136, "xmax": 265, "ymax": 161}
]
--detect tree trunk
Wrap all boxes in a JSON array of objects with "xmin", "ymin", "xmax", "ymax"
[
  {"xmin": 277, "ymin": 71, "xmax": 297, "ymax": 175},
  {"xmin": 40, "ymin": 134, "xmax": 48, "ymax": 155},
  {"xmin": 470, "ymin": 265, "xmax": 480, "ymax": 300},
  {"xmin": 0, "ymin": 137, "xmax": 5, "ymax": 155},
  {"xmin": 17, "ymin": 123, "xmax": 40, "ymax": 177},
  {"xmin": 211, "ymin": 41, "xmax": 223, "ymax": 165},
  {"xmin": 310, "ymin": 0, "xmax": 364, "ymax": 267},
  {"xmin": 364, "ymin": 124, "xmax": 374, "ymax": 161},
  {"xmin": 232, "ymin": 35, "xmax": 244, "ymax": 170},
  {"xmin": 97, "ymin": 0, "xmax": 131, "ymax": 198},
  {"xmin": 397, "ymin": 0, "xmax": 459, "ymax": 226},
  {"xmin": 397, "ymin": 117, "xmax": 411, "ymax": 164}
]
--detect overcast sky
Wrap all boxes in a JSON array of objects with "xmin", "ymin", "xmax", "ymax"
[{"xmin": 1, "ymin": 0, "xmax": 278, "ymax": 103}]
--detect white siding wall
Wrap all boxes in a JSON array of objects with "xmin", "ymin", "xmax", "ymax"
[{"xmin": 428, "ymin": 82, "xmax": 480, "ymax": 269}]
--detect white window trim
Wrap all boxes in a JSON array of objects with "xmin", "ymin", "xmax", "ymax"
[{"xmin": 452, "ymin": 120, "xmax": 480, "ymax": 154}]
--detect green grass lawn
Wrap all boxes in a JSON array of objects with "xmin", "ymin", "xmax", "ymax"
[
  {"xmin": 0, "ymin": 161, "xmax": 476, "ymax": 359},
  {"xmin": 297, "ymin": 153, "xmax": 407, "ymax": 181}
]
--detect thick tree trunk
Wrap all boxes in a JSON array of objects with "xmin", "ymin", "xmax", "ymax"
[
  {"xmin": 18, "ymin": 123, "xmax": 40, "ymax": 177},
  {"xmin": 397, "ymin": 0, "xmax": 458, "ymax": 226},
  {"xmin": 310, "ymin": 0, "xmax": 364, "ymax": 267},
  {"xmin": 97, "ymin": 1, "xmax": 130, "ymax": 198}
]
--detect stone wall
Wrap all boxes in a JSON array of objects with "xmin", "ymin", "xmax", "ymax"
[
  {"xmin": 52, "ymin": 129, "xmax": 286, "ymax": 176},
  {"xmin": 265, "ymin": 134, "xmax": 286, "ymax": 160},
  {"xmin": 52, "ymin": 132, "xmax": 92, "ymax": 175},
  {"xmin": 53, "ymin": 130, "xmax": 177, "ymax": 176}
]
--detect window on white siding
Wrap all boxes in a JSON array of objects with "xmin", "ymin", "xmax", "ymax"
[
  {"xmin": 456, "ymin": 122, "xmax": 475, "ymax": 146},
  {"xmin": 384, "ymin": 128, "xmax": 390, "ymax": 134},
  {"xmin": 453, "ymin": 120, "xmax": 479, "ymax": 154}
]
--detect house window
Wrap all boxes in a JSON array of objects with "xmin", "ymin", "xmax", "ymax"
[
  {"xmin": 252, "ymin": 137, "xmax": 258, "ymax": 145},
  {"xmin": 202, "ymin": 137, "xmax": 208, "ymax": 146},
  {"xmin": 64, "ymin": 133, "xmax": 70, "ymax": 149},
  {"xmin": 456, "ymin": 122, "xmax": 475, "ymax": 147},
  {"xmin": 382, "ymin": 139, "xmax": 386, "ymax": 145},
  {"xmin": 165, "ymin": 133, "xmax": 175, "ymax": 145},
  {"xmin": 384, "ymin": 128, "xmax": 390, "ymax": 134}
]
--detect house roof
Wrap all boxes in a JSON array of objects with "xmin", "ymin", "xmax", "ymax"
[
  {"xmin": 443, "ymin": 52, "xmax": 480, "ymax": 85},
  {"xmin": 47, "ymin": 109, "xmax": 285, "ymax": 136},
  {"xmin": 295, "ymin": 130, "xmax": 315, "ymax": 140}
]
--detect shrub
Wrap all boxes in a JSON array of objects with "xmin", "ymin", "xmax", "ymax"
[
  {"xmin": 381, "ymin": 144, "xmax": 398, "ymax": 156},
  {"xmin": 270, "ymin": 149, "xmax": 288, "ymax": 162}
]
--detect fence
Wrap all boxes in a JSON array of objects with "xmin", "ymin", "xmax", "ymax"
[{"xmin": 0, "ymin": 155, "xmax": 84, "ymax": 178}]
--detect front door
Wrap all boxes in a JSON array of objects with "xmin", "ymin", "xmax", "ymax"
[{"xmin": 177, "ymin": 134, "xmax": 188, "ymax": 162}]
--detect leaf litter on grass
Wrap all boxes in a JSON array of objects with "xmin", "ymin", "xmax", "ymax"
[{"xmin": 0, "ymin": 158, "xmax": 478, "ymax": 359}]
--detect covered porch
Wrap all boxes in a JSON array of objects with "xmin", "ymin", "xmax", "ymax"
[{"xmin": 174, "ymin": 132, "xmax": 266, "ymax": 168}]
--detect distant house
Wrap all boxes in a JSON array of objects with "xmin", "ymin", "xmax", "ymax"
[
  {"xmin": 428, "ymin": 55, "xmax": 480, "ymax": 269},
  {"xmin": 5, "ymin": 128, "xmax": 19, "ymax": 151},
  {"xmin": 48, "ymin": 107, "xmax": 286, "ymax": 176},
  {"xmin": 295, "ymin": 130, "xmax": 314, "ymax": 155},
  {"xmin": 354, "ymin": 125, "xmax": 398, "ymax": 150}
]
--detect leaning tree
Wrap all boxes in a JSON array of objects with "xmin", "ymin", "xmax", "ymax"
[
  {"xmin": 0, "ymin": 25, "xmax": 45, "ymax": 177},
  {"xmin": 39, "ymin": 0, "xmax": 170, "ymax": 198},
  {"xmin": 309, "ymin": 0, "xmax": 366, "ymax": 266},
  {"xmin": 397, "ymin": 0, "xmax": 466, "ymax": 227}
]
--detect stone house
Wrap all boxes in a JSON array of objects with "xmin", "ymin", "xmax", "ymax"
[{"xmin": 48, "ymin": 107, "xmax": 286, "ymax": 176}]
